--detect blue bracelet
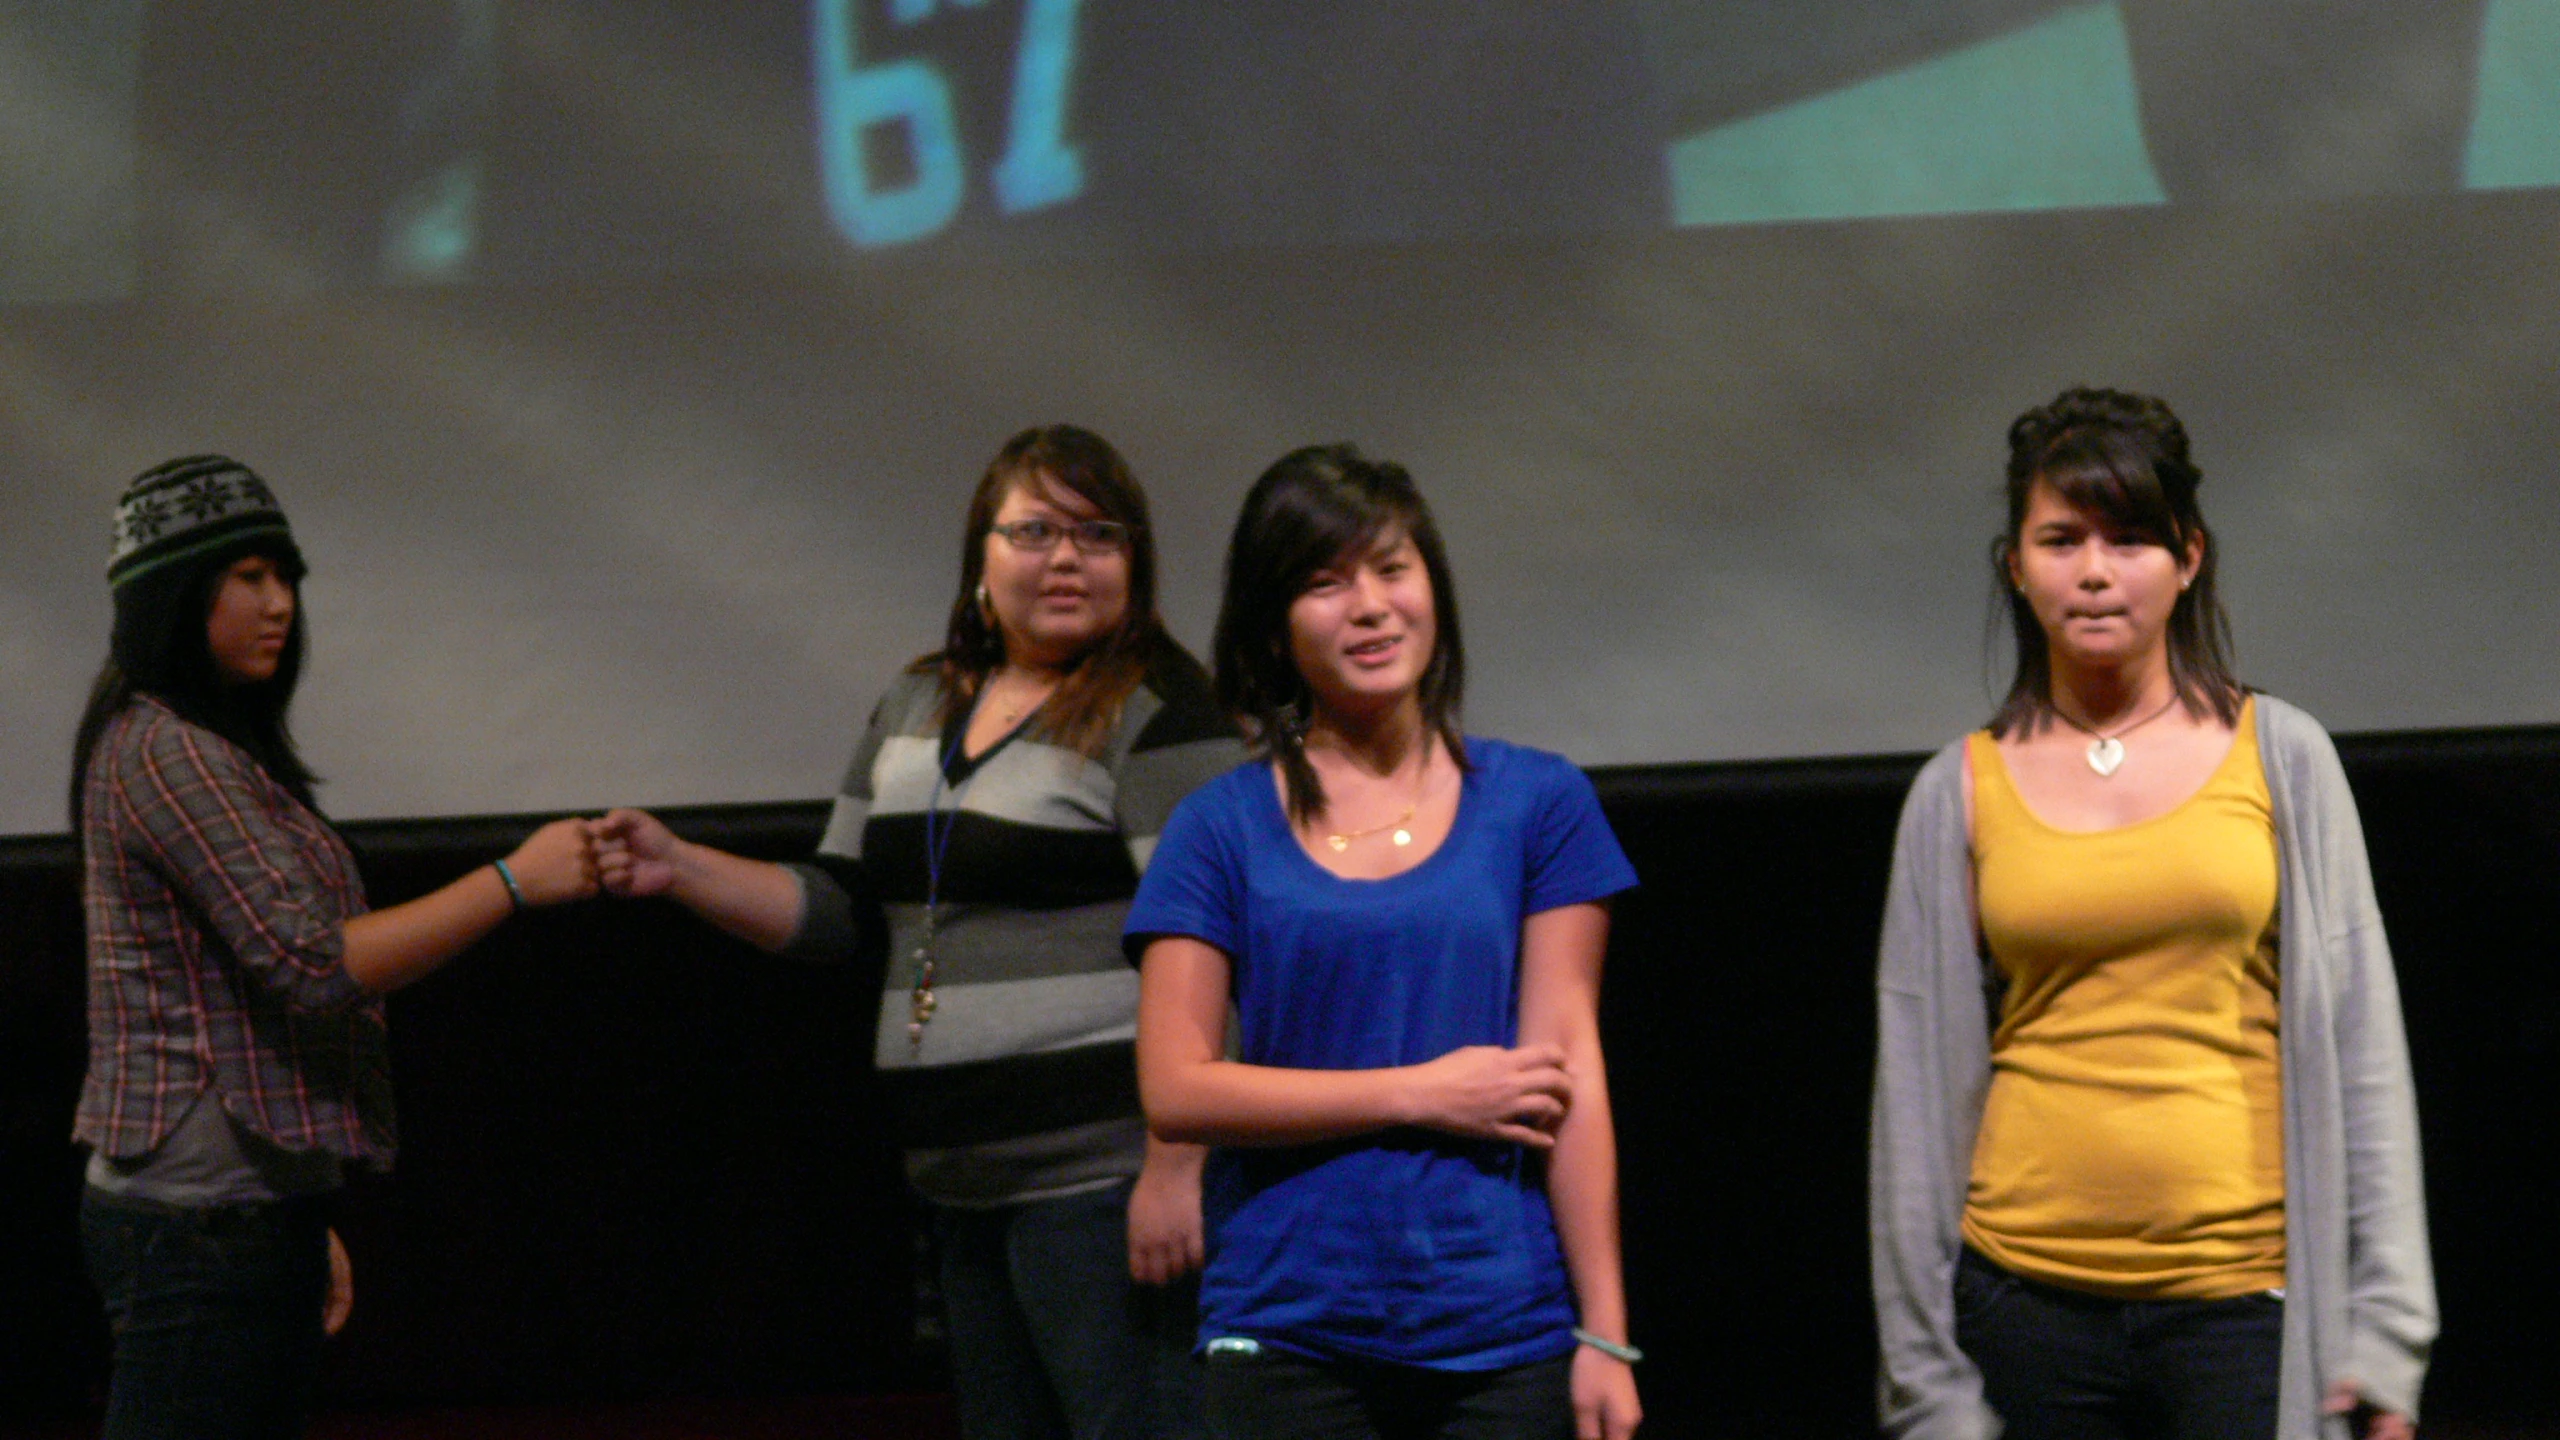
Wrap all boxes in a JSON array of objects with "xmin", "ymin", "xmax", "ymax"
[
  {"xmin": 492, "ymin": 858, "xmax": 527, "ymax": 912},
  {"xmin": 1572, "ymin": 1328, "xmax": 1643, "ymax": 1364}
]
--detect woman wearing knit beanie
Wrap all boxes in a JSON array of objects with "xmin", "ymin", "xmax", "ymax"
[{"xmin": 68, "ymin": 455, "xmax": 601, "ymax": 1439}]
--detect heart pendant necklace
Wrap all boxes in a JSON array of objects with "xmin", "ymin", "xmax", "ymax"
[{"xmin": 2052, "ymin": 694, "xmax": 2182, "ymax": 778}]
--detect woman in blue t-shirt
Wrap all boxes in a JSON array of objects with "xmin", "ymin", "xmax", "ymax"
[{"xmin": 1127, "ymin": 444, "xmax": 1642, "ymax": 1440}]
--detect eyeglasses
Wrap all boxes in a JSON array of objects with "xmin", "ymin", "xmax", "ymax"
[{"xmin": 991, "ymin": 518, "xmax": 1132, "ymax": 554}]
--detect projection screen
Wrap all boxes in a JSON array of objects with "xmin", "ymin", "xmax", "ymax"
[{"xmin": 4, "ymin": 0, "xmax": 2557, "ymax": 836}]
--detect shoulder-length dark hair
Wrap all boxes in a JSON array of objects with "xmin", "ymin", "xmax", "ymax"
[
  {"xmin": 918, "ymin": 424, "xmax": 1170, "ymax": 757},
  {"xmin": 69, "ymin": 537, "xmax": 316, "ymax": 830},
  {"xmin": 1211, "ymin": 443, "xmax": 1468, "ymax": 825},
  {"xmin": 1989, "ymin": 385, "xmax": 2245, "ymax": 738}
]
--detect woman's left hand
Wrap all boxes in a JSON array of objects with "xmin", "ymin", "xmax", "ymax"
[
  {"xmin": 2324, "ymin": 1380, "xmax": 2414, "ymax": 1440},
  {"xmin": 1125, "ymin": 1141, "xmax": 1206, "ymax": 1286},
  {"xmin": 1571, "ymin": 1343, "xmax": 1641, "ymax": 1440},
  {"xmin": 323, "ymin": 1228, "xmax": 354, "ymax": 1337},
  {"xmin": 500, "ymin": 817, "xmax": 603, "ymax": 906}
]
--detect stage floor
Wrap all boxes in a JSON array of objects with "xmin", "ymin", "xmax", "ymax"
[{"xmin": 8, "ymin": 1394, "xmax": 958, "ymax": 1440}]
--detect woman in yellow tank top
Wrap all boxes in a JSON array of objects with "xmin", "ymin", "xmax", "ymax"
[{"xmin": 1869, "ymin": 388, "xmax": 2434, "ymax": 1440}]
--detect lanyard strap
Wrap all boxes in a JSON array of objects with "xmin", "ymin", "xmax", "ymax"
[{"xmin": 908, "ymin": 718, "xmax": 973, "ymax": 1054}]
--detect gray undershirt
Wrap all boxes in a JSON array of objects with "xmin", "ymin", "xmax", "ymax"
[{"xmin": 85, "ymin": 1091, "xmax": 343, "ymax": 1204}]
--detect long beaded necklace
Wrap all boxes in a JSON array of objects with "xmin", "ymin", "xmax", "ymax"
[
  {"xmin": 909, "ymin": 674, "xmax": 1058, "ymax": 1052},
  {"xmin": 907, "ymin": 722, "xmax": 973, "ymax": 1056}
]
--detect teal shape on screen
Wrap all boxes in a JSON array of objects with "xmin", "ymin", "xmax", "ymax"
[
  {"xmin": 2467, "ymin": 0, "xmax": 2560, "ymax": 188},
  {"xmin": 1668, "ymin": 1, "xmax": 2165, "ymax": 227}
]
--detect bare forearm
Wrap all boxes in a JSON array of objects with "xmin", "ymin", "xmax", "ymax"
[
  {"xmin": 1139, "ymin": 935, "xmax": 1570, "ymax": 1149},
  {"xmin": 1522, "ymin": 965, "xmax": 1643, "ymax": 1439},
  {"xmin": 1140, "ymin": 936, "xmax": 1417, "ymax": 1145},
  {"xmin": 1546, "ymin": 1055, "xmax": 1630, "ymax": 1341},
  {"xmin": 1517, "ymin": 904, "xmax": 1628, "ymax": 1339},
  {"xmin": 1144, "ymin": 1058, "xmax": 1422, "ymax": 1146},
  {"xmin": 341, "ymin": 867, "xmax": 514, "ymax": 994},
  {"xmin": 338, "ymin": 817, "xmax": 602, "ymax": 993},
  {"xmin": 665, "ymin": 842, "xmax": 806, "ymax": 951},
  {"xmin": 1142, "ymin": 1132, "xmax": 1209, "ymax": 1180}
]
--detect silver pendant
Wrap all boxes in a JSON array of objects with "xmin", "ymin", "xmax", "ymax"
[{"xmin": 2086, "ymin": 736, "xmax": 2126, "ymax": 777}]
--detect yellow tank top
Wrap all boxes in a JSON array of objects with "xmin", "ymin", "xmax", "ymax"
[{"xmin": 1962, "ymin": 699, "xmax": 2285, "ymax": 1299}]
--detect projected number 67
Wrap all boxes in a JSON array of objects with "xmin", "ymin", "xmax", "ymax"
[{"xmin": 813, "ymin": 0, "xmax": 1083, "ymax": 248}]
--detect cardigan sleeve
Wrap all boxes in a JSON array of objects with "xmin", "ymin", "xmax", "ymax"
[
  {"xmin": 2264, "ymin": 701, "xmax": 2437, "ymax": 1417},
  {"xmin": 1869, "ymin": 743, "xmax": 2002, "ymax": 1440}
]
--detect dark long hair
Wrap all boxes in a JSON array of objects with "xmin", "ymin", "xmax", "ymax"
[
  {"xmin": 1989, "ymin": 386, "xmax": 2244, "ymax": 737},
  {"xmin": 69, "ymin": 537, "xmax": 316, "ymax": 830},
  {"xmin": 1211, "ymin": 443, "xmax": 1467, "ymax": 825},
  {"xmin": 917, "ymin": 425, "xmax": 1175, "ymax": 757}
]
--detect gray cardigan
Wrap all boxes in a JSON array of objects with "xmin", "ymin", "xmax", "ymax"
[{"xmin": 1869, "ymin": 695, "xmax": 2436, "ymax": 1439}]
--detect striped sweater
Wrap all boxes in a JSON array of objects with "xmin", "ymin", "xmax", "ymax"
[{"xmin": 788, "ymin": 646, "xmax": 1240, "ymax": 1208}]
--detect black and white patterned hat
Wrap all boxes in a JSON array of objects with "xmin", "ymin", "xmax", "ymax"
[{"xmin": 107, "ymin": 455, "xmax": 296, "ymax": 591}]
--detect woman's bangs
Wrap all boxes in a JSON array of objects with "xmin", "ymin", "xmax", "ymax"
[
  {"xmin": 2038, "ymin": 445, "xmax": 2179, "ymax": 546},
  {"xmin": 1036, "ymin": 463, "xmax": 1141, "ymax": 530},
  {"xmin": 1311, "ymin": 491, "xmax": 1425, "ymax": 586}
]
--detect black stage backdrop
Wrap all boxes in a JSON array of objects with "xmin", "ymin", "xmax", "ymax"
[{"xmin": 5, "ymin": 726, "xmax": 2555, "ymax": 1434}]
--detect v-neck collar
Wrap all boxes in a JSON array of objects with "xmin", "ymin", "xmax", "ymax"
[{"xmin": 939, "ymin": 693, "xmax": 1044, "ymax": 784}]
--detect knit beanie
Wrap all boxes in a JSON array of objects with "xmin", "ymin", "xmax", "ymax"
[{"xmin": 106, "ymin": 455, "xmax": 305, "ymax": 685}]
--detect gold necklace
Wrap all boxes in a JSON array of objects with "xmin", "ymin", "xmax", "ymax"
[{"xmin": 1324, "ymin": 804, "xmax": 1416, "ymax": 853}]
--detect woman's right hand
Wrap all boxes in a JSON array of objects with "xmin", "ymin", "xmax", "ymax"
[
  {"xmin": 338, "ymin": 817, "xmax": 599, "ymax": 993},
  {"xmin": 499, "ymin": 818, "xmax": 603, "ymax": 906},
  {"xmin": 1405, "ymin": 1043, "xmax": 1574, "ymax": 1147},
  {"xmin": 591, "ymin": 808, "xmax": 682, "ymax": 899}
]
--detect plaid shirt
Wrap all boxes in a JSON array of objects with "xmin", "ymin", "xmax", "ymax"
[{"xmin": 75, "ymin": 696, "xmax": 395, "ymax": 1167}]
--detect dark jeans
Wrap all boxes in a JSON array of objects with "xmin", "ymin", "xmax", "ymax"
[
  {"xmin": 1957, "ymin": 1247, "xmax": 2283, "ymax": 1440},
  {"xmin": 79, "ymin": 1186, "xmax": 334, "ymax": 1440},
  {"xmin": 933, "ymin": 1179, "xmax": 1203, "ymax": 1440},
  {"xmin": 1201, "ymin": 1350, "xmax": 1571, "ymax": 1440}
]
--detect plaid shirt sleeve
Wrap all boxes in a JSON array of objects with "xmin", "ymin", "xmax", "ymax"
[{"xmin": 106, "ymin": 709, "xmax": 371, "ymax": 1015}]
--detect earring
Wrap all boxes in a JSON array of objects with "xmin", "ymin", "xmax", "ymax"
[{"xmin": 975, "ymin": 582, "xmax": 992, "ymax": 619}]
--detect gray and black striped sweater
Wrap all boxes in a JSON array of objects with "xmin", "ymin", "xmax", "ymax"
[{"xmin": 786, "ymin": 646, "xmax": 1242, "ymax": 1208}]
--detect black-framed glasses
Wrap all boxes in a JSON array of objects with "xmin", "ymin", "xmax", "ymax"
[{"xmin": 991, "ymin": 518, "xmax": 1132, "ymax": 554}]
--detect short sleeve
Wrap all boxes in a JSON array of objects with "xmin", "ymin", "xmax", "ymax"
[
  {"xmin": 1522, "ymin": 751, "xmax": 1638, "ymax": 916},
  {"xmin": 1123, "ymin": 774, "xmax": 1247, "ymax": 963}
]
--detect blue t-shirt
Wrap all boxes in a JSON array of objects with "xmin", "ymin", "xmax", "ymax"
[{"xmin": 1125, "ymin": 737, "xmax": 1638, "ymax": 1370}]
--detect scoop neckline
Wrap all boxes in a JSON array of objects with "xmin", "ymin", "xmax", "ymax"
[
  {"xmin": 1262, "ymin": 745, "xmax": 1477, "ymax": 887},
  {"xmin": 1976, "ymin": 697, "xmax": 2256, "ymax": 838}
]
